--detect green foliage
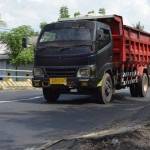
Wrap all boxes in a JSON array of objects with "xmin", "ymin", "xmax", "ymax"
[
  {"xmin": 87, "ymin": 10, "xmax": 95, "ymax": 15},
  {"xmin": 74, "ymin": 11, "xmax": 81, "ymax": 18},
  {"xmin": 13, "ymin": 47, "xmax": 34, "ymax": 65},
  {"xmin": 134, "ymin": 21, "xmax": 144, "ymax": 31},
  {"xmin": 0, "ymin": 25, "xmax": 35, "ymax": 66},
  {"xmin": 99, "ymin": 8, "xmax": 106, "ymax": 15},
  {"xmin": 59, "ymin": 6, "xmax": 70, "ymax": 19},
  {"xmin": 0, "ymin": 13, "xmax": 7, "ymax": 27},
  {"xmin": 40, "ymin": 22, "xmax": 47, "ymax": 30}
]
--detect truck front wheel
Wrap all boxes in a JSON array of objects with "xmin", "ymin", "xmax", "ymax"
[
  {"xmin": 97, "ymin": 73, "xmax": 113, "ymax": 104},
  {"xmin": 138, "ymin": 73, "xmax": 149, "ymax": 97},
  {"xmin": 43, "ymin": 87, "xmax": 60, "ymax": 103}
]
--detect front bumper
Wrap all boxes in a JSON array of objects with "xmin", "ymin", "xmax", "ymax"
[{"xmin": 32, "ymin": 77, "xmax": 97, "ymax": 89}]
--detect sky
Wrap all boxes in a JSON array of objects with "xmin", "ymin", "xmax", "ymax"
[{"xmin": 0, "ymin": 0, "xmax": 150, "ymax": 32}]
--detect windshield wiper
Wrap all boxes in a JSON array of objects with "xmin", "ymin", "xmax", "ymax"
[
  {"xmin": 37, "ymin": 44, "xmax": 62, "ymax": 49},
  {"xmin": 71, "ymin": 44, "xmax": 91, "ymax": 47},
  {"xmin": 58, "ymin": 47, "xmax": 72, "ymax": 52}
]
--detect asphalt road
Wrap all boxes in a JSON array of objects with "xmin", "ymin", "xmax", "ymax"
[{"xmin": 0, "ymin": 88, "xmax": 150, "ymax": 150}]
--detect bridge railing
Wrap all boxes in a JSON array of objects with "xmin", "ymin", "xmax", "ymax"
[{"xmin": 0, "ymin": 69, "xmax": 33, "ymax": 79}]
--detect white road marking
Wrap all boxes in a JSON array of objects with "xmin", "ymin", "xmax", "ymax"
[{"xmin": 0, "ymin": 96, "xmax": 43, "ymax": 104}]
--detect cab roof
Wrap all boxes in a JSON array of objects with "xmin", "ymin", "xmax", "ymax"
[{"xmin": 59, "ymin": 15, "xmax": 115, "ymax": 22}]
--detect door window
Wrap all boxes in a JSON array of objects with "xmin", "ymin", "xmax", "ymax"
[{"xmin": 96, "ymin": 29, "xmax": 111, "ymax": 49}]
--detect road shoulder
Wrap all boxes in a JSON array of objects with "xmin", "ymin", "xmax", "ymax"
[{"xmin": 38, "ymin": 123, "xmax": 150, "ymax": 150}]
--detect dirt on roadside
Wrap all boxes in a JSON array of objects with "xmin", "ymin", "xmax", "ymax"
[{"xmin": 47, "ymin": 124, "xmax": 150, "ymax": 150}]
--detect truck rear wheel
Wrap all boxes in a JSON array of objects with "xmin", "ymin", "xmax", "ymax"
[
  {"xmin": 43, "ymin": 87, "xmax": 60, "ymax": 103},
  {"xmin": 129, "ymin": 83, "xmax": 138, "ymax": 97},
  {"xmin": 138, "ymin": 73, "xmax": 148, "ymax": 97},
  {"xmin": 97, "ymin": 73, "xmax": 113, "ymax": 104}
]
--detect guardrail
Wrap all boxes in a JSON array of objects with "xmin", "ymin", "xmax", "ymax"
[
  {"xmin": 0, "ymin": 69, "xmax": 33, "ymax": 79},
  {"xmin": 0, "ymin": 69, "xmax": 33, "ymax": 90}
]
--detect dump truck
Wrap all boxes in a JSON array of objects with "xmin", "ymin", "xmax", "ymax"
[{"xmin": 29, "ymin": 15, "xmax": 150, "ymax": 104}]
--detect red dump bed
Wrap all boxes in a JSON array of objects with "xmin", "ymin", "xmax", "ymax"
[
  {"xmin": 98, "ymin": 15, "xmax": 150, "ymax": 66},
  {"xmin": 123, "ymin": 25, "xmax": 150, "ymax": 64}
]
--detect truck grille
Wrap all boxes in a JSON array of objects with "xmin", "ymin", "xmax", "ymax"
[{"xmin": 45, "ymin": 68, "xmax": 77, "ymax": 77}]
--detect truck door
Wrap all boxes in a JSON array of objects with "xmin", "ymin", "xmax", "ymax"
[{"xmin": 96, "ymin": 27, "xmax": 113, "ymax": 78}]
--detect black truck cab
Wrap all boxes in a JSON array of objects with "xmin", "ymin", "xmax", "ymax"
[{"xmin": 32, "ymin": 19, "xmax": 113, "ymax": 104}]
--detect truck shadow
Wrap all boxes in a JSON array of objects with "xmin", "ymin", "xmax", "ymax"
[
  {"xmin": 56, "ymin": 94, "xmax": 149, "ymax": 105},
  {"xmin": 49, "ymin": 89, "xmax": 150, "ymax": 105},
  {"xmin": 20, "ymin": 89, "xmax": 150, "ymax": 106}
]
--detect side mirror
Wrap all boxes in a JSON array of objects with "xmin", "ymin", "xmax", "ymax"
[
  {"xmin": 22, "ymin": 37, "xmax": 28, "ymax": 48},
  {"xmin": 22, "ymin": 36, "xmax": 38, "ymax": 48}
]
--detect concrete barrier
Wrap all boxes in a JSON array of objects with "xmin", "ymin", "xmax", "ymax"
[
  {"xmin": 0, "ymin": 69, "xmax": 33, "ymax": 90},
  {"xmin": 0, "ymin": 78, "xmax": 33, "ymax": 90}
]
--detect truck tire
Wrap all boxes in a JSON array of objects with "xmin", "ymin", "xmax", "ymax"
[
  {"xmin": 138, "ymin": 73, "xmax": 148, "ymax": 97},
  {"xmin": 129, "ymin": 83, "xmax": 138, "ymax": 97},
  {"xmin": 43, "ymin": 87, "xmax": 60, "ymax": 103},
  {"xmin": 97, "ymin": 73, "xmax": 113, "ymax": 104}
]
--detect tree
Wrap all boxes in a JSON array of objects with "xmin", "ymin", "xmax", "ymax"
[
  {"xmin": 40, "ymin": 22, "xmax": 47, "ymax": 30},
  {"xmin": 14, "ymin": 47, "xmax": 34, "ymax": 65},
  {"xmin": 74, "ymin": 11, "xmax": 81, "ymax": 18},
  {"xmin": 134, "ymin": 21, "xmax": 144, "ymax": 31},
  {"xmin": 99, "ymin": 8, "xmax": 106, "ymax": 15},
  {"xmin": 0, "ymin": 14, "xmax": 7, "ymax": 27},
  {"xmin": 87, "ymin": 10, "xmax": 95, "ymax": 15},
  {"xmin": 0, "ymin": 25, "xmax": 35, "ymax": 68},
  {"xmin": 59, "ymin": 6, "xmax": 70, "ymax": 19}
]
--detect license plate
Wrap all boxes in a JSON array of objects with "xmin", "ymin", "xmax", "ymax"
[{"xmin": 49, "ymin": 78, "xmax": 67, "ymax": 85}]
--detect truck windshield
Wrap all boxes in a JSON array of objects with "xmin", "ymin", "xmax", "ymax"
[{"xmin": 39, "ymin": 28, "xmax": 91, "ymax": 43}]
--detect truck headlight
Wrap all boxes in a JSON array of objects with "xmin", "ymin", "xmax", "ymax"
[
  {"xmin": 77, "ymin": 65, "xmax": 96, "ymax": 78},
  {"xmin": 33, "ymin": 68, "xmax": 44, "ymax": 77}
]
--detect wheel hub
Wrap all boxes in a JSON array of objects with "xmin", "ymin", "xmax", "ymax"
[{"xmin": 105, "ymin": 80, "xmax": 112, "ymax": 97}]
